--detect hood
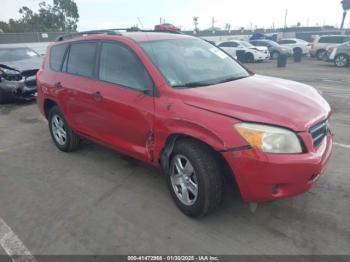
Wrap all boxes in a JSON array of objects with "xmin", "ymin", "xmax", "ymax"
[
  {"xmin": 179, "ymin": 75, "xmax": 331, "ymax": 131},
  {"xmin": 0, "ymin": 56, "xmax": 43, "ymax": 72},
  {"xmin": 253, "ymin": 46, "xmax": 268, "ymax": 52}
]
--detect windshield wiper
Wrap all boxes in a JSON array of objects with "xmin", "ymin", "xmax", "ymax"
[
  {"xmin": 216, "ymin": 75, "xmax": 249, "ymax": 84},
  {"xmin": 173, "ymin": 81, "xmax": 214, "ymax": 88},
  {"xmin": 173, "ymin": 75, "xmax": 249, "ymax": 88}
]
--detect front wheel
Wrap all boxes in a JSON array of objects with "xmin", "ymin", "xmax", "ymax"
[
  {"xmin": 167, "ymin": 139, "xmax": 223, "ymax": 217},
  {"xmin": 334, "ymin": 54, "xmax": 349, "ymax": 68},
  {"xmin": 48, "ymin": 106, "xmax": 80, "ymax": 152}
]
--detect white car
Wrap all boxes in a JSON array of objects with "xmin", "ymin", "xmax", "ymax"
[
  {"xmin": 278, "ymin": 38, "xmax": 311, "ymax": 55},
  {"xmin": 310, "ymin": 35, "xmax": 350, "ymax": 60},
  {"xmin": 217, "ymin": 40, "xmax": 270, "ymax": 62}
]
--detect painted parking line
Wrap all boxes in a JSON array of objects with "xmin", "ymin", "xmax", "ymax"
[
  {"xmin": 334, "ymin": 142, "xmax": 350, "ymax": 149},
  {"xmin": 0, "ymin": 216, "xmax": 37, "ymax": 262}
]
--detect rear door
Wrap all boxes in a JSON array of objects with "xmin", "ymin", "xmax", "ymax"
[
  {"xmin": 88, "ymin": 41, "xmax": 156, "ymax": 162},
  {"xmin": 59, "ymin": 41, "xmax": 101, "ymax": 134},
  {"xmin": 218, "ymin": 42, "xmax": 238, "ymax": 57}
]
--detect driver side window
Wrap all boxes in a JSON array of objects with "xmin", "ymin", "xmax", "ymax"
[{"xmin": 98, "ymin": 42, "xmax": 153, "ymax": 93}]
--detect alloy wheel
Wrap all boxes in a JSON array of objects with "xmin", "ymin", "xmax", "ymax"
[
  {"xmin": 335, "ymin": 55, "xmax": 347, "ymax": 67},
  {"xmin": 170, "ymin": 154, "xmax": 198, "ymax": 206},
  {"xmin": 51, "ymin": 114, "xmax": 67, "ymax": 146}
]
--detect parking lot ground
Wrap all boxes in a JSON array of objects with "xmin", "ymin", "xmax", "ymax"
[{"xmin": 0, "ymin": 58, "xmax": 349, "ymax": 256}]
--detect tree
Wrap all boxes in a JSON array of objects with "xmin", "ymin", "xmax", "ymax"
[
  {"xmin": 0, "ymin": 0, "xmax": 79, "ymax": 32},
  {"xmin": 340, "ymin": 0, "xmax": 350, "ymax": 29}
]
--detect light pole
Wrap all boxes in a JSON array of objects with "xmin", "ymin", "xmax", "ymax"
[{"xmin": 340, "ymin": 0, "xmax": 350, "ymax": 29}]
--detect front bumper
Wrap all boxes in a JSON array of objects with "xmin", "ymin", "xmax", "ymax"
[
  {"xmin": 256, "ymin": 54, "xmax": 270, "ymax": 61},
  {"xmin": 0, "ymin": 76, "xmax": 37, "ymax": 101},
  {"xmin": 222, "ymin": 133, "xmax": 333, "ymax": 202}
]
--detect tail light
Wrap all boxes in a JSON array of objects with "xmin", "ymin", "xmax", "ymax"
[{"xmin": 326, "ymin": 47, "xmax": 334, "ymax": 53}]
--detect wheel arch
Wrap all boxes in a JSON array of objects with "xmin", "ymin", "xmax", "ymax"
[
  {"xmin": 335, "ymin": 53, "xmax": 349, "ymax": 59},
  {"xmin": 159, "ymin": 134, "xmax": 239, "ymax": 193},
  {"xmin": 44, "ymin": 98, "xmax": 58, "ymax": 119},
  {"xmin": 293, "ymin": 47, "xmax": 302, "ymax": 53}
]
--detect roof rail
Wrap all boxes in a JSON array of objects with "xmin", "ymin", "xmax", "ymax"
[
  {"xmin": 55, "ymin": 27, "xmax": 183, "ymax": 41},
  {"xmin": 111, "ymin": 27, "xmax": 183, "ymax": 34},
  {"xmin": 55, "ymin": 30, "xmax": 121, "ymax": 41}
]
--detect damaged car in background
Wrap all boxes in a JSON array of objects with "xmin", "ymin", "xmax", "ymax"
[{"xmin": 0, "ymin": 46, "xmax": 43, "ymax": 104}]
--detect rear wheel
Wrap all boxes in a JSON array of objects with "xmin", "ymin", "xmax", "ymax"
[
  {"xmin": 167, "ymin": 139, "xmax": 223, "ymax": 217},
  {"xmin": 48, "ymin": 106, "xmax": 80, "ymax": 152},
  {"xmin": 293, "ymin": 48, "xmax": 302, "ymax": 55},
  {"xmin": 334, "ymin": 54, "xmax": 349, "ymax": 68}
]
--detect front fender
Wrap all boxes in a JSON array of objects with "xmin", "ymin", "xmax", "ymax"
[{"xmin": 163, "ymin": 118, "xmax": 226, "ymax": 150}]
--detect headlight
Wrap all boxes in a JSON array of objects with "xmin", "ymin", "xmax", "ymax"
[
  {"xmin": 234, "ymin": 123, "xmax": 302, "ymax": 154},
  {"xmin": 0, "ymin": 67, "xmax": 22, "ymax": 81}
]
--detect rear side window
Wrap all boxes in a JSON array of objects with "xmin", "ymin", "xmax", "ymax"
[
  {"xmin": 319, "ymin": 36, "xmax": 344, "ymax": 44},
  {"xmin": 98, "ymin": 42, "xmax": 153, "ymax": 92},
  {"xmin": 50, "ymin": 44, "xmax": 68, "ymax": 71},
  {"xmin": 67, "ymin": 42, "xmax": 97, "ymax": 78}
]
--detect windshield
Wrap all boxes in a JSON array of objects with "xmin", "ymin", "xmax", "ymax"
[
  {"xmin": 141, "ymin": 39, "xmax": 250, "ymax": 88},
  {"xmin": 239, "ymin": 41, "xmax": 254, "ymax": 48},
  {"xmin": 0, "ymin": 47, "xmax": 40, "ymax": 62}
]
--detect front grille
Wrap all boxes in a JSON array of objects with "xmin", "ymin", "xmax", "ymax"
[{"xmin": 309, "ymin": 120, "xmax": 329, "ymax": 148}]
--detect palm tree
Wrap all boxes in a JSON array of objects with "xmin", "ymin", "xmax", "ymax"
[{"xmin": 341, "ymin": 0, "xmax": 350, "ymax": 29}]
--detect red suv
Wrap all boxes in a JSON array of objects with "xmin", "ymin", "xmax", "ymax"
[{"xmin": 37, "ymin": 31, "xmax": 333, "ymax": 217}]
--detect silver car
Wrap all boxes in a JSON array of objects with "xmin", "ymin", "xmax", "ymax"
[
  {"xmin": 0, "ymin": 46, "xmax": 42, "ymax": 103},
  {"xmin": 329, "ymin": 41, "xmax": 350, "ymax": 68}
]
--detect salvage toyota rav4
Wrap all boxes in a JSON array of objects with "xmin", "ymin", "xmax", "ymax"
[{"xmin": 37, "ymin": 31, "xmax": 333, "ymax": 217}]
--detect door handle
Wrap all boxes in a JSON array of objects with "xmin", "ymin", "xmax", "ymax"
[
  {"xmin": 54, "ymin": 82, "xmax": 63, "ymax": 89},
  {"xmin": 91, "ymin": 91, "xmax": 103, "ymax": 100}
]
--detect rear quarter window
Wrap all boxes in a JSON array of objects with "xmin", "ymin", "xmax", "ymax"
[{"xmin": 50, "ymin": 44, "xmax": 68, "ymax": 71}]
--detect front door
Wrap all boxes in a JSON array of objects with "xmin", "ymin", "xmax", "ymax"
[{"xmin": 89, "ymin": 41, "xmax": 156, "ymax": 162}]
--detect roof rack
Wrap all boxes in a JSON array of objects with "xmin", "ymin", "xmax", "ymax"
[
  {"xmin": 110, "ymin": 27, "xmax": 183, "ymax": 34},
  {"xmin": 55, "ymin": 30, "xmax": 121, "ymax": 41},
  {"xmin": 55, "ymin": 27, "xmax": 183, "ymax": 41}
]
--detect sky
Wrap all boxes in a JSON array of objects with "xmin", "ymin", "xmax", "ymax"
[{"xmin": 0, "ymin": 0, "xmax": 348, "ymax": 31}]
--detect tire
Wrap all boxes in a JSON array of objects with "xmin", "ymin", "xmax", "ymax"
[
  {"xmin": 48, "ymin": 106, "xmax": 80, "ymax": 152},
  {"xmin": 0, "ymin": 88, "xmax": 11, "ymax": 104},
  {"xmin": 271, "ymin": 51, "xmax": 280, "ymax": 60},
  {"xmin": 245, "ymin": 53, "xmax": 254, "ymax": 63},
  {"xmin": 293, "ymin": 48, "xmax": 302, "ymax": 55},
  {"xmin": 334, "ymin": 54, "xmax": 349, "ymax": 68},
  {"xmin": 316, "ymin": 49, "xmax": 325, "ymax": 60},
  {"xmin": 167, "ymin": 139, "xmax": 223, "ymax": 217}
]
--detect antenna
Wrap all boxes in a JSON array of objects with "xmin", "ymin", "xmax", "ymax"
[{"xmin": 137, "ymin": 17, "xmax": 144, "ymax": 29}]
